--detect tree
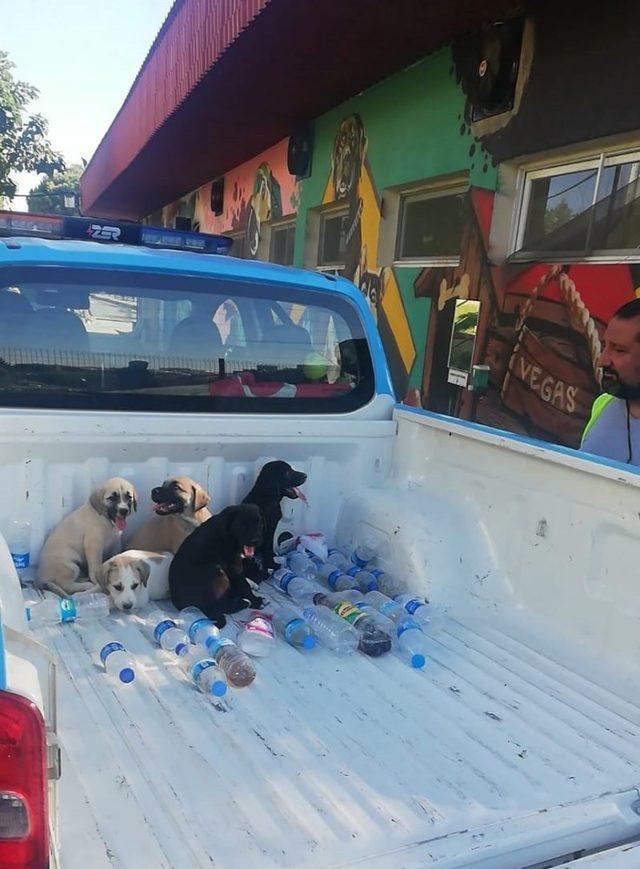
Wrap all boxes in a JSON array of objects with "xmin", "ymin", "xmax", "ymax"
[
  {"xmin": 0, "ymin": 50, "xmax": 63, "ymax": 202},
  {"xmin": 27, "ymin": 164, "xmax": 83, "ymax": 215}
]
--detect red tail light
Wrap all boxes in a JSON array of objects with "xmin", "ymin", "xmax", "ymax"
[{"xmin": 0, "ymin": 691, "xmax": 48, "ymax": 869}]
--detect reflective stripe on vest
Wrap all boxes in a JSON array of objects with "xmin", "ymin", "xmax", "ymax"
[{"xmin": 581, "ymin": 393, "xmax": 616, "ymax": 446}]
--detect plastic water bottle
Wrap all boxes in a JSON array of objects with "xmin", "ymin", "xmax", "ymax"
[
  {"xmin": 318, "ymin": 563, "xmax": 359, "ymax": 592},
  {"xmin": 269, "ymin": 569, "xmax": 324, "ymax": 607},
  {"xmin": 272, "ymin": 604, "xmax": 316, "ymax": 650},
  {"xmin": 286, "ymin": 550, "xmax": 317, "ymax": 579},
  {"xmin": 176, "ymin": 645, "xmax": 227, "ymax": 697},
  {"xmin": 396, "ymin": 619, "xmax": 427, "ymax": 669},
  {"xmin": 6, "ymin": 520, "xmax": 31, "ymax": 574},
  {"xmin": 150, "ymin": 618, "xmax": 189, "ymax": 652},
  {"xmin": 95, "ymin": 641, "xmax": 136, "ymax": 683},
  {"xmin": 345, "ymin": 565, "xmax": 378, "ymax": 592},
  {"xmin": 350, "ymin": 537, "xmax": 380, "ymax": 568},
  {"xmin": 367, "ymin": 568, "xmax": 403, "ymax": 598},
  {"xmin": 237, "ymin": 614, "xmax": 275, "ymax": 657},
  {"xmin": 326, "ymin": 548, "xmax": 349, "ymax": 568},
  {"xmin": 175, "ymin": 606, "xmax": 221, "ymax": 646},
  {"xmin": 205, "ymin": 636, "xmax": 256, "ymax": 688},
  {"xmin": 353, "ymin": 601, "xmax": 397, "ymax": 636},
  {"xmin": 26, "ymin": 592, "xmax": 109, "ymax": 627},
  {"xmin": 328, "ymin": 600, "xmax": 392, "ymax": 657},
  {"xmin": 302, "ymin": 605, "xmax": 358, "ymax": 655},
  {"xmin": 364, "ymin": 590, "xmax": 407, "ymax": 624},
  {"xmin": 394, "ymin": 594, "xmax": 430, "ymax": 628}
]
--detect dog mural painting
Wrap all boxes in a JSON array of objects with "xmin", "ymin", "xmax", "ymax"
[
  {"xmin": 323, "ymin": 113, "xmax": 416, "ymax": 398},
  {"xmin": 415, "ymin": 188, "xmax": 640, "ymax": 448}
]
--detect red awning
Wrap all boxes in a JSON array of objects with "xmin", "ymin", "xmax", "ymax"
[{"xmin": 81, "ymin": 0, "xmax": 521, "ymax": 218}]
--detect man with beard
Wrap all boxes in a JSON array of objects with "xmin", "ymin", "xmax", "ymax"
[{"xmin": 581, "ymin": 299, "xmax": 640, "ymax": 464}]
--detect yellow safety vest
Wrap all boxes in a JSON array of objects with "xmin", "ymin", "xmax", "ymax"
[{"xmin": 580, "ymin": 393, "xmax": 616, "ymax": 446}]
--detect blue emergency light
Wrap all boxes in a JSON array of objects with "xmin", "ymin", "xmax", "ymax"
[{"xmin": 0, "ymin": 211, "xmax": 232, "ymax": 256}]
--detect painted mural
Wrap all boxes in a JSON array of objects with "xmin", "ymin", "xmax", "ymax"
[
  {"xmin": 416, "ymin": 189, "xmax": 640, "ymax": 447},
  {"xmin": 322, "ymin": 113, "xmax": 415, "ymax": 397}
]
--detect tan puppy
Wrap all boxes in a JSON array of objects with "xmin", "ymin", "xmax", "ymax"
[
  {"xmin": 101, "ymin": 550, "xmax": 172, "ymax": 612},
  {"xmin": 36, "ymin": 477, "xmax": 137, "ymax": 596},
  {"xmin": 127, "ymin": 476, "xmax": 211, "ymax": 554}
]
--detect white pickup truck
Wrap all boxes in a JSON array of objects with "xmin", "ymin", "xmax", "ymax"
[{"xmin": 1, "ymin": 212, "xmax": 640, "ymax": 869}]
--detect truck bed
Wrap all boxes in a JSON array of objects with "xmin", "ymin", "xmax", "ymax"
[{"xmin": 43, "ymin": 593, "xmax": 640, "ymax": 869}]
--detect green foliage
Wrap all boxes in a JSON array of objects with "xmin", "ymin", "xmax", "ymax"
[
  {"xmin": 27, "ymin": 164, "xmax": 82, "ymax": 215},
  {"xmin": 0, "ymin": 50, "xmax": 63, "ymax": 202}
]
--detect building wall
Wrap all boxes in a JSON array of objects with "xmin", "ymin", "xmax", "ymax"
[{"xmin": 159, "ymin": 4, "xmax": 640, "ymax": 447}]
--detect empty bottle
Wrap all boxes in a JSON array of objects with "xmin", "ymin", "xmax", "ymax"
[
  {"xmin": 345, "ymin": 565, "xmax": 379, "ymax": 593},
  {"xmin": 151, "ymin": 618, "xmax": 189, "ymax": 653},
  {"xmin": 176, "ymin": 606, "xmax": 221, "ymax": 646},
  {"xmin": 350, "ymin": 536, "xmax": 380, "ymax": 568},
  {"xmin": 364, "ymin": 590, "xmax": 407, "ymax": 624},
  {"xmin": 394, "ymin": 594, "xmax": 430, "ymax": 628},
  {"xmin": 26, "ymin": 592, "xmax": 109, "ymax": 628},
  {"xmin": 272, "ymin": 604, "xmax": 316, "ymax": 650},
  {"xmin": 95, "ymin": 640, "xmax": 136, "ymax": 684},
  {"xmin": 7, "ymin": 519, "xmax": 31, "ymax": 573},
  {"xmin": 286, "ymin": 550, "xmax": 318, "ymax": 579},
  {"xmin": 302, "ymin": 605, "xmax": 358, "ymax": 655},
  {"xmin": 353, "ymin": 601, "xmax": 397, "ymax": 636},
  {"xmin": 329, "ymin": 600, "xmax": 392, "ymax": 657},
  {"xmin": 318, "ymin": 563, "xmax": 359, "ymax": 593},
  {"xmin": 177, "ymin": 645, "xmax": 227, "ymax": 697},
  {"xmin": 396, "ymin": 619, "xmax": 427, "ymax": 669},
  {"xmin": 326, "ymin": 548, "xmax": 349, "ymax": 568},
  {"xmin": 368, "ymin": 568, "xmax": 403, "ymax": 598},
  {"xmin": 270, "ymin": 569, "xmax": 323, "ymax": 607},
  {"xmin": 237, "ymin": 614, "xmax": 275, "ymax": 657},
  {"xmin": 205, "ymin": 636, "xmax": 256, "ymax": 687}
]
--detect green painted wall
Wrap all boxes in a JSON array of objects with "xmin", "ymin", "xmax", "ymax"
[{"xmin": 295, "ymin": 47, "xmax": 497, "ymax": 395}]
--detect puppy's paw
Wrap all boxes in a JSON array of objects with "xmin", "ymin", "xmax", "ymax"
[{"xmin": 249, "ymin": 594, "xmax": 266, "ymax": 610}]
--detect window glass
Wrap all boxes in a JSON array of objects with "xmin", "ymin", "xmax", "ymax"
[
  {"xmin": 0, "ymin": 267, "xmax": 373, "ymax": 413},
  {"xmin": 318, "ymin": 210, "xmax": 349, "ymax": 269},
  {"xmin": 270, "ymin": 223, "xmax": 295, "ymax": 266},
  {"xmin": 396, "ymin": 191, "xmax": 465, "ymax": 260}
]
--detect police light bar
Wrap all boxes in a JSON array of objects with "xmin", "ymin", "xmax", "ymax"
[{"xmin": 0, "ymin": 211, "xmax": 232, "ymax": 255}]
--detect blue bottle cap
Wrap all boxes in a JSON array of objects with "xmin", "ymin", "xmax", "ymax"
[
  {"xmin": 302, "ymin": 635, "xmax": 316, "ymax": 650},
  {"xmin": 211, "ymin": 681, "xmax": 227, "ymax": 697},
  {"xmin": 119, "ymin": 667, "xmax": 135, "ymax": 683},
  {"xmin": 411, "ymin": 654, "xmax": 426, "ymax": 669}
]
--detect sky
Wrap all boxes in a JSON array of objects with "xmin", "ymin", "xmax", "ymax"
[{"xmin": 1, "ymin": 0, "xmax": 175, "ymax": 199}]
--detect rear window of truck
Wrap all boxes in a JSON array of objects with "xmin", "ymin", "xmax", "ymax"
[{"xmin": 0, "ymin": 267, "xmax": 374, "ymax": 413}]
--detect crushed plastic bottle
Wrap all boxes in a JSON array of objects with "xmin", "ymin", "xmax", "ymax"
[
  {"xmin": 204, "ymin": 636, "xmax": 256, "ymax": 687},
  {"xmin": 272, "ymin": 604, "xmax": 316, "ymax": 650},
  {"xmin": 176, "ymin": 645, "xmax": 227, "ymax": 697},
  {"xmin": 237, "ymin": 614, "xmax": 275, "ymax": 657},
  {"xmin": 95, "ymin": 640, "xmax": 136, "ymax": 684},
  {"xmin": 302, "ymin": 605, "xmax": 359, "ymax": 655},
  {"xmin": 26, "ymin": 592, "xmax": 109, "ymax": 628}
]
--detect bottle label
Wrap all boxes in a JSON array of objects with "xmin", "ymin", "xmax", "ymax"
[
  {"xmin": 327, "ymin": 569, "xmax": 343, "ymax": 589},
  {"xmin": 351, "ymin": 551, "xmax": 368, "ymax": 568},
  {"xmin": 278, "ymin": 571, "xmax": 296, "ymax": 592},
  {"xmin": 100, "ymin": 641, "xmax": 124, "ymax": 664},
  {"xmin": 328, "ymin": 548, "xmax": 342, "ymax": 558},
  {"xmin": 369, "ymin": 568, "xmax": 382, "ymax": 579},
  {"xmin": 59, "ymin": 598, "xmax": 77, "ymax": 623},
  {"xmin": 333, "ymin": 601, "xmax": 364, "ymax": 627},
  {"xmin": 403, "ymin": 598, "xmax": 424, "ymax": 615},
  {"xmin": 191, "ymin": 659, "xmax": 218, "ymax": 680},
  {"xmin": 245, "ymin": 617, "xmax": 274, "ymax": 639},
  {"xmin": 396, "ymin": 620, "xmax": 419, "ymax": 638},
  {"xmin": 188, "ymin": 617, "xmax": 212, "ymax": 643},
  {"xmin": 11, "ymin": 551, "xmax": 29, "ymax": 569},
  {"xmin": 346, "ymin": 565, "xmax": 361, "ymax": 578},
  {"xmin": 380, "ymin": 601, "xmax": 397, "ymax": 617},
  {"xmin": 154, "ymin": 619, "xmax": 176, "ymax": 643},
  {"xmin": 284, "ymin": 618, "xmax": 305, "ymax": 642}
]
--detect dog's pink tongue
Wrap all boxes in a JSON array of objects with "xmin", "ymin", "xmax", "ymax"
[
  {"xmin": 294, "ymin": 487, "xmax": 308, "ymax": 507},
  {"xmin": 153, "ymin": 503, "xmax": 169, "ymax": 513},
  {"xmin": 243, "ymin": 545, "xmax": 255, "ymax": 558},
  {"xmin": 115, "ymin": 516, "xmax": 127, "ymax": 532}
]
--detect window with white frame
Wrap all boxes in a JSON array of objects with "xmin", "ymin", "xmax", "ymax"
[
  {"xmin": 317, "ymin": 207, "xmax": 349, "ymax": 273},
  {"xmin": 269, "ymin": 220, "xmax": 296, "ymax": 266},
  {"xmin": 395, "ymin": 185, "xmax": 466, "ymax": 265},
  {"xmin": 512, "ymin": 148, "xmax": 640, "ymax": 260}
]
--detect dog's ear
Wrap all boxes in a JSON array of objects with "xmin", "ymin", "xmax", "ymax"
[
  {"xmin": 129, "ymin": 485, "xmax": 138, "ymax": 513},
  {"xmin": 89, "ymin": 484, "xmax": 107, "ymax": 516},
  {"xmin": 192, "ymin": 483, "xmax": 210, "ymax": 513},
  {"xmin": 100, "ymin": 560, "xmax": 116, "ymax": 591},
  {"xmin": 134, "ymin": 560, "xmax": 151, "ymax": 588}
]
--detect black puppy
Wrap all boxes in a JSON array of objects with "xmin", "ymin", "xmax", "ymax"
[
  {"xmin": 243, "ymin": 460, "xmax": 307, "ymax": 578},
  {"xmin": 169, "ymin": 503, "xmax": 265, "ymax": 627}
]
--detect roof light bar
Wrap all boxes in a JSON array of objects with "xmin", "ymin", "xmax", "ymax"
[{"xmin": 0, "ymin": 211, "xmax": 232, "ymax": 255}]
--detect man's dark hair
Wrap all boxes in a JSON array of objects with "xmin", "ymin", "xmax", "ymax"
[{"xmin": 613, "ymin": 298, "xmax": 640, "ymax": 320}]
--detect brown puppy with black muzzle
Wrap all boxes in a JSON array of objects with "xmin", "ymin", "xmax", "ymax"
[
  {"xmin": 127, "ymin": 476, "xmax": 211, "ymax": 554},
  {"xmin": 36, "ymin": 477, "xmax": 137, "ymax": 596}
]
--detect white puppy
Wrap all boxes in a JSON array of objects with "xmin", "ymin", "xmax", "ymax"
[{"xmin": 101, "ymin": 550, "xmax": 172, "ymax": 612}]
